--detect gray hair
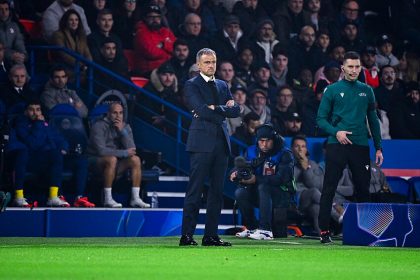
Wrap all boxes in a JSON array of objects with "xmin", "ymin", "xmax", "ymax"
[{"xmin": 196, "ymin": 48, "xmax": 216, "ymax": 62}]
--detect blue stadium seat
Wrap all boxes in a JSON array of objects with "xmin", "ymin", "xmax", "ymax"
[
  {"xmin": 49, "ymin": 104, "xmax": 88, "ymax": 155},
  {"xmin": 387, "ymin": 177, "xmax": 411, "ymax": 202},
  {"xmin": 88, "ymin": 104, "xmax": 109, "ymax": 127},
  {"xmin": 408, "ymin": 177, "xmax": 420, "ymax": 204}
]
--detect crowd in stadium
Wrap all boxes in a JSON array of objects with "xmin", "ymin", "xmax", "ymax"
[{"xmin": 0, "ymin": 0, "xmax": 418, "ymax": 233}]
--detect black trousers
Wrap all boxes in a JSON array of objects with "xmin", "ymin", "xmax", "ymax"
[
  {"xmin": 318, "ymin": 144, "xmax": 371, "ymax": 232},
  {"xmin": 181, "ymin": 135, "xmax": 229, "ymax": 237}
]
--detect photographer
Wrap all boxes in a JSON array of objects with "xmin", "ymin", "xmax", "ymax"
[{"xmin": 230, "ymin": 124, "xmax": 294, "ymax": 240}]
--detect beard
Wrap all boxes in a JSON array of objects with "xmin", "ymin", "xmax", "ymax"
[{"xmin": 149, "ymin": 22, "xmax": 162, "ymax": 30}]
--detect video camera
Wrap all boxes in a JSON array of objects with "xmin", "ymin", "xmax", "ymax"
[{"xmin": 233, "ymin": 156, "xmax": 265, "ymax": 183}]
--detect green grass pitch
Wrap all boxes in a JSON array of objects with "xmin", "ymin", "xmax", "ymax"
[{"xmin": 1, "ymin": 236, "xmax": 419, "ymax": 279}]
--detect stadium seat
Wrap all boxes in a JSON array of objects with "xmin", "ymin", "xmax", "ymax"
[
  {"xmin": 19, "ymin": 19, "xmax": 42, "ymax": 40},
  {"xmin": 95, "ymin": 89, "xmax": 128, "ymax": 122},
  {"xmin": 386, "ymin": 177, "xmax": 411, "ymax": 202},
  {"xmin": 48, "ymin": 104, "xmax": 88, "ymax": 156},
  {"xmin": 88, "ymin": 104, "xmax": 109, "ymax": 127},
  {"xmin": 131, "ymin": 76, "xmax": 149, "ymax": 88},
  {"xmin": 408, "ymin": 177, "xmax": 420, "ymax": 203}
]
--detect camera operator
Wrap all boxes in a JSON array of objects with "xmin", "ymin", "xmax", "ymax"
[{"xmin": 230, "ymin": 124, "xmax": 294, "ymax": 240}]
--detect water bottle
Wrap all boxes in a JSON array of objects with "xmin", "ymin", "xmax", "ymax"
[{"xmin": 151, "ymin": 192, "xmax": 159, "ymax": 208}]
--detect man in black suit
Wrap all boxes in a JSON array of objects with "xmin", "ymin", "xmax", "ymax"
[{"xmin": 179, "ymin": 48, "xmax": 240, "ymax": 247}]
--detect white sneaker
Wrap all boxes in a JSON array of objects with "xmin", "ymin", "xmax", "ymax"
[
  {"xmin": 248, "ymin": 229, "xmax": 273, "ymax": 240},
  {"xmin": 13, "ymin": 197, "xmax": 29, "ymax": 207},
  {"xmin": 130, "ymin": 197, "xmax": 151, "ymax": 208},
  {"xmin": 235, "ymin": 228, "xmax": 254, "ymax": 238},
  {"xmin": 46, "ymin": 196, "xmax": 70, "ymax": 207},
  {"xmin": 104, "ymin": 198, "xmax": 122, "ymax": 208}
]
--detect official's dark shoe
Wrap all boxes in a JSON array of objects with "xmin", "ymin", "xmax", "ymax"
[
  {"xmin": 202, "ymin": 236, "xmax": 232, "ymax": 247},
  {"xmin": 179, "ymin": 234, "xmax": 198, "ymax": 246},
  {"xmin": 320, "ymin": 231, "xmax": 333, "ymax": 244}
]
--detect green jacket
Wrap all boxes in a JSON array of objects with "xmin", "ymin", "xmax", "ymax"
[{"xmin": 316, "ymin": 79, "xmax": 382, "ymax": 150}]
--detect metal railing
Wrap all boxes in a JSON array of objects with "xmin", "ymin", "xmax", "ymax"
[{"xmin": 27, "ymin": 45, "xmax": 248, "ymax": 173}]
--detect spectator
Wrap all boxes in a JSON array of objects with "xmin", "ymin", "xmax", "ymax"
[
  {"xmin": 8, "ymin": 100, "xmax": 70, "ymax": 207},
  {"xmin": 0, "ymin": 0, "xmax": 27, "ymax": 65},
  {"xmin": 87, "ymin": 103, "xmax": 150, "ymax": 208},
  {"xmin": 211, "ymin": 14, "xmax": 248, "ymax": 63},
  {"xmin": 328, "ymin": 0, "xmax": 365, "ymax": 43},
  {"xmin": 168, "ymin": 0, "xmax": 217, "ymax": 38},
  {"xmin": 0, "ymin": 64, "xmax": 35, "ymax": 110},
  {"xmin": 388, "ymin": 81, "xmax": 420, "ymax": 139},
  {"xmin": 301, "ymin": 79, "xmax": 326, "ymax": 137},
  {"xmin": 374, "ymin": 65, "xmax": 404, "ymax": 113},
  {"xmin": 232, "ymin": 0, "xmax": 268, "ymax": 38},
  {"xmin": 315, "ymin": 60, "xmax": 341, "ymax": 91},
  {"xmin": 359, "ymin": 45, "xmax": 379, "ymax": 88},
  {"xmin": 250, "ymin": 18, "xmax": 280, "ymax": 65},
  {"xmin": 227, "ymin": 85, "xmax": 252, "ymax": 135},
  {"xmin": 177, "ymin": 13, "xmax": 208, "ymax": 63},
  {"xmin": 43, "ymin": 0, "xmax": 91, "ymax": 42},
  {"xmin": 203, "ymin": 0, "xmax": 229, "ymax": 32},
  {"xmin": 339, "ymin": 21, "xmax": 364, "ymax": 54},
  {"xmin": 273, "ymin": 0, "xmax": 312, "ymax": 43},
  {"xmin": 0, "ymin": 41, "xmax": 10, "ymax": 87},
  {"xmin": 283, "ymin": 111, "xmax": 303, "ymax": 136},
  {"xmin": 248, "ymin": 88, "xmax": 271, "ymax": 124},
  {"xmin": 247, "ymin": 61, "xmax": 277, "ymax": 104},
  {"xmin": 271, "ymin": 85, "xmax": 297, "ymax": 133},
  {"xmin": 291, "ymin": 68, "xmax": 314, "ymax": 108},
  {"xmin": 87, "ymin": 9, "xmax": 123, "ymax": 62},
  {"xmin": 149, "ymin": 0, "xmax": 170, "ymax": 28},
  {"xmin": 315, "ymin": 29, "xmax": 331, "ymax": 65},
  {"xmin": 231, "ymin": 111, "xmax": 260, "ymax": 155},
  {"xmin": 396, "ymin": 51, "xmax": 420, "ymax": 84},
  {"xmin": 133, "ymin": 5, "xmax": 176, "ymax": 76},
  {"xmin": 375, "ymin": 34, "xmax": 399, "ymax": 68},
  {"xmin": 234, "ymin": 45, "xmax": 255, "ymax": 87},
  {"xmin": 140, "ymin": 61, "xmax": 180, "ymax": 133},
  {"xmin": 50, "ymin": 9, "xmax": 92, "ymax": 77},
  {"xmin": 216, "ymin": 61, "xmax": 245, "ymax": 89},
  {"xmin": 82, "ymin": 0, "xmax": 108, "ymax": 29},
  {"xmin": 41, "ymin": 65, "xmax": 88, "ymax": 118},
  {"xmin": 112, "ymin": 0, "xmax": 141, "ymax": 49},
  {"xmin": 94, "ymin": 37, "xmax": 130, "ymax": 95},
  {"xmin": 287, "ymin": 25, "xmax": 323, "ymax": 80},
  {"xmin": 169, "ymin": 39, "xmax": 193, "ymax": 88},
  {"xmin": 231, "ymin": 124, "xmax": 294, "ymax": 239},
  {"xmin": 270, "ymin": 49, "xmax": 290, "ymax": 87},
  {"xmin": 314, "ymin": 44, "xmax": 345, "ymax": 83},
  {"xmin": 305, "ymin": 0, "xmax": 330, "ymax": 32},
  {"xmin": 292, "ymin": 135, "xmax": 350, "ymax": 233}
]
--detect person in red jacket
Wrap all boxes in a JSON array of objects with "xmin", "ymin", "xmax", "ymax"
[{"xmin": 133, "ymin": 5, "xmax": 176, "ymax": 77}]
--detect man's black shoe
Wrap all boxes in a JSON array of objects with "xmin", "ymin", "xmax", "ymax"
[
  {"xmin": 179, "ymin": 234, "xmax": 198, "ymax": 246},
  {"xmin": 320, "ymin": 231, "xmax": 333, "ymax": 244},
  {"xmin": 202, "ymin": 236, "xmax": 232, "ymax": 246}
]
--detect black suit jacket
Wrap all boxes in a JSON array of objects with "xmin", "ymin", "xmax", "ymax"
[{"xmin": 184, "ymin": 75, "xmax": 239, "ymax": 153}]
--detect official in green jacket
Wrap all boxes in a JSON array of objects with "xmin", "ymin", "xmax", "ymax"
[{"xmin": 316, "ymin": 51, "xmax": 384, "ymax": 244}]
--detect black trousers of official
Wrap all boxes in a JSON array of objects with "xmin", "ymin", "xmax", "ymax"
[
  {"xmin": 318, "ymin": 144, "xmax": 371, "ymax": 232},
  {"xmin": 181, "ymin": 135, "xmax": 229, "ymax": 237}
]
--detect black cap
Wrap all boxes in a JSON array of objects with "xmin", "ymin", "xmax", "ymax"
[
  {"xmin": 252, "ymin": 61, "xmax": 271, "ymax": 71},
  {"xmin": 256, "ymin": 124, "xmax": 276, "ymax": 140},
  {"xmin": 257, "ymin": 18, "xmax": 274, "ymax": 30},
  {"xmin": 231, "ymin": 84, "xmax": 247, "ymax": 95},
  {"xmin": 145, "ymin": 5, "xmax": 161, "ymax": 15},
  {"xmin": 250, "ymin": 88, "xmax": 268, "ymax": 98},
  {"xmin": 406, "ymin": 81, "xmax": 420, "ymax": 93},
  {"xmin": 157, "ymin": 62, "xmax": 175, "ymax": 74},
  {"xmin": 286, "ymin": 112, "xmax": 302, "ymax": 122},
  {"xmin": 377, "ymin": 34, "xmax": 392, "ymax": 47},
  {"xmin": 224, "ymin": 15, "xmax": 240, "ymax": 26},
  {"xmin": 324, "ymin": 60, "xmax": 341, "ymax": 71}
]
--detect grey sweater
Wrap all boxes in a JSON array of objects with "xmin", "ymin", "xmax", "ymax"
[{"xmin": 87, "ymin": 117, "xmax": 135, "ymax": 158}]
